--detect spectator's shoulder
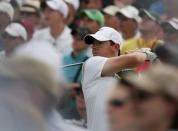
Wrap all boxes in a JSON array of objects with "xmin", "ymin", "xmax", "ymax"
[{"xmin": 33, "ymin": 28, "xmax": 50, "ymax": 38}]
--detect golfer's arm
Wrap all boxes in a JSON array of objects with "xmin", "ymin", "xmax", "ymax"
[{"xmin": 102, "ymin": 52, "xmax": 146, "ymax": 76}]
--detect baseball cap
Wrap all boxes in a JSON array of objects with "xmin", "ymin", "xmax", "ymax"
[
  {"xmin": 124, "ymin": 64, "xmax": 178, "ymax": 101},
  {"xmin": 84, "ymin": 27, "xmax": 123, "ymax": 45},
  {"xmin": 5, "ymin": 23, "xmax": 27, "ymax": 41},
  {"xmin": 46, "ymin": 0, "xmax": 68, "ymax": 18},
  {"xmin": 0, "ymin": 1, "xmax": 14, "ymax": 21},
  {"xmin": 102, "ymin": 5, "xmax": 121, "ymax": 16},
  {"xmin": 20, "ymin": 0, "xmax": 41, "ymax": 14},
  {"xmin": 80, "ymin": 9, "xmax": 105, "ymax": 26},
  {"xmin": 140, "ymin": 9, "xmax": 161, "ymax": 23},
  {"xmin": 64, "ymin": 0, "xmax": 80, "ymax": 10},
  {"xmin": 117, "ymin": 5, "xmax": 141, "ymax": 23},
  {"xmin": 161, "ymin": 18, "xmax": 178, "ymax": 32}
]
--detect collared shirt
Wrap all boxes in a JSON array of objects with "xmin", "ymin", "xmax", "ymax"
[
  {"xmin": 33, "ymin": 26, "xmax": 73, "ymax": 56},
  {"xmin": 121, "ymin": 37, "xmax": 158, "ymax": 55},
  {"xmin": 82, "ymin": 56, "xmax": 117, "ymax": 131},
  {"xmin": 63, "ymin": 50, "xmax": 88, "ymax": 83}
]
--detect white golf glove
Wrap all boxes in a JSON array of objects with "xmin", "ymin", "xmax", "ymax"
[{"xmin": 136, "ymin": 48, "xmax": 157, "ymax": 62}]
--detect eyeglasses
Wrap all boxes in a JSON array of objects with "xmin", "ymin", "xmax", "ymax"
[{"xmin": 109, "ymin": 98, "xmax": 130, "ymax": 107}]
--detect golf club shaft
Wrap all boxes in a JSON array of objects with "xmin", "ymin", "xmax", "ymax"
[{"xmin": 61, "ymin": 62, "xmax": 84, "ymax": 68}]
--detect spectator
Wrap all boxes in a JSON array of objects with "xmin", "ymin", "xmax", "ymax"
[
  {"xmin": 82, "ymin": 27, "xmax": 156, "ymax": 131},
  {"xmin": 20, "ymin": 19, "xmax": 34, "ymax": 40},
  {"xmin": 102, "ymin": 5, "xmax": 121, "ymax": 30},
  {"xmin": 107, "ymin": 79, "xmax": 137, "ymax": 131},
  {"xmin": 2, "ymin": 22, "xmax": 27, "ymax": 56},
  {"xmin": 161, "ymin": 17, "xmax": 178, "ymax": 43},
  {"xmin": 125, "ymin": 64, "xmax": 178, "ymax": 131},
  {"xmin": 116, "ymin": 5, "xmax": 141, "ymax": 40},
  {"xmin": 18, "ymin": 0, "xmax": 41, "ymax": 30},
  {"xmin": 33, "ymin": 0, "xmax": 73, "ymax": 56},
  {"xmin": 64, "ymin": 0, "xmax": 80, "ymax": 26},
  {"xmin": 79, "ymin": 9, "xmax": 105, "ymax": 33},
  {"xmin": 65, "ymin": 85, "xmax": 87, "ymax": 128},
  {"xmin": 63, "ymin": 27, "xmax": 90, "ymax": 84},
  {"xmin": 121, "ymin": 9, "xmax": 163, "ymax": 54}
]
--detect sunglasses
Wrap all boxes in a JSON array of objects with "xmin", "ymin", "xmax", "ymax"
[
  {"xmin": 109, "ymin": 98, "xmax": 130, "ymax": 107},
  {"xmin": 131, "ymin": 90, "xmax": 156, "ymax": 102}
]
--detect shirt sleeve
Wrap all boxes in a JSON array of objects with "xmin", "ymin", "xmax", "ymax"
[{"xmin": 82, "ymin": 56, "xmax": 108, "ymax": 86}]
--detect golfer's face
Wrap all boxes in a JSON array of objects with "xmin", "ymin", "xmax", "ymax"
[{"xmin": 92, "ymin": 40, "xmax": 115, "ymax": 57}]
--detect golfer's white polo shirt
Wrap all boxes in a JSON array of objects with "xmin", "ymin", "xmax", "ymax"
[
  {"xmin": 82, "ymin": 56, "xmax": 117, "ymax": 131},
  {"xmin": 33, "ymin": 26, "xmax": 73, "ymax": 56}
]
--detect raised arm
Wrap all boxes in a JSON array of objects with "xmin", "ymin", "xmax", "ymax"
[{"xmin": 102, "ymin": 52, "xmax": 147, "ymax": 76}]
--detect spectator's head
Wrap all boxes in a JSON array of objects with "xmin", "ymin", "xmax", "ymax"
[
  {"xmin": 0, "ymin": 1, "xmax": 14, "ymax": 32},
  {"xmin": 71, "ymin": 27, "xmax": 91, "ymax": 53},
  {"xmin": 107, "ymin": 79, "xmax": 137, "ymax": 131},
  {"xmin": 116, "ymin": 6, "xmax": 141, "ymax": 40},
  {"xmin": 161, "ymin": 18, "xmax": 178, "ymax": 43},
  {"xmin": 79, "ymin": 9, "xmax": 105, "ymax": 33},
  {"xmin": 19, "ymin": 0, "xmax": 41, "ymax": 28},
  {"xmin": 125, "ymin": 64, "xmax": 178, "ymax": 131},
  {"xmin": 80, "ymin": 0, "xmax": 103, "ymax": 9},
  {"xmin": 64, "ymin": 0, "xmax": 80, "ymax": 25},
  {"xmin": 102, "ymin": 5, "xmax": 121, "ymax": 30},
  {"xmin": 2, "ymin": 23, "xmax": 27, "ymax": 56},
  {"xmin": 41, "ymin": 0, "xmax": 68, "ymax": 28},
  {"xmin": 139, "ymin": 9, "xmax": 163, "ymax": 39},
  {"xmin": 84, "ymin": 27, "xmax": 123, "ymax": 57}
]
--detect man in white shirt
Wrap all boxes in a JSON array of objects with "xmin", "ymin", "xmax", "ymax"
[
  {"xmin": 82, "ymin": 27, "xmax": 157, "ymax": 131},
  {"xmin": 33, "ymin": 0, "xmax": 73, "ymax": 55}
]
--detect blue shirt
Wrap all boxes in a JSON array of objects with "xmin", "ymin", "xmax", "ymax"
[{"xmin": 63, "ymin": 50, "xmax": 88, "ymax": 83}]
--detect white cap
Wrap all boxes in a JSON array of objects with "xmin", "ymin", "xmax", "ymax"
[
  {"xmin": 5, "ymin": 23, "xmax": 27, "ymax": 41},
  {"xmin": 84, "ymin": 27, "xmax": 123, "ymax": 46},
  {"xmin": 0, "ymin": 1, "xmax": 14, "ymax": 21},
  {"xmin": 118, "ymin": 5, "xmax": 141, "ymax": 23},
  {"xmin": 64, "ymin": 0, "xmax": 80, "ymax": 10},
  {"xmin": 168, "ymin": 18, "xmax": 178, "ymax": 30},
  {"xmin": 20, "ymin": 0, "xmax": 41, "ymax": 13},
  {"xmin": 46, "ymin": 0, "xmax": 68, "ymax": 18},
  {"xmin": 103, "ymin": 5, "xmax": 121, "ymax": 16}
]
